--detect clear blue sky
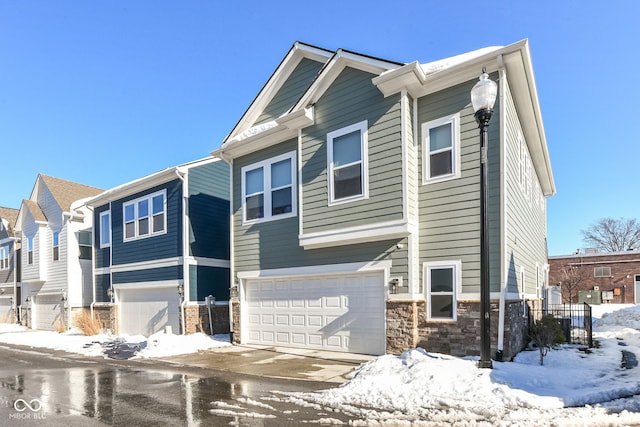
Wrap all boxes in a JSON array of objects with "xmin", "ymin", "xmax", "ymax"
[{"xmin": 1, "ymin": 1, "xmax": 638, "ymax": 256}]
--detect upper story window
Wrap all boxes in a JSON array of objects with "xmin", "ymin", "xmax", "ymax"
[
  {"xmin": 123, "ymin": 190, "xmax": 166, "ymax": 241},
  {"xmin": 422, "ymin": 114, "xmax": 460, "ymax": 183},
  {"xmin": 0, "ymin": 246, "xmax": 8, "ymax": 270},
  {"xmin": 327, "ymin": 121, "xmax": 368, "ymax": 204},
  {"xmin": 594, "ymin": 266, "xmax": 611, "ymax": 278},
  {"xmin": 241, "ymin": 151, "xmax": 296, "ymax": 224},
  {"xmin": 52, "ymin": 231, "xmax": 60, "ymax": 261},
  {"xmin": 27, "ymin": 236, "xmax": 33, "ymax": 265},
  {"xmin": 424, "ymin": 260, "xmax": 460, "ymax": 321},
  {"xmin": 78, "ymin": 230, "xmax": 92, "ymax": 260},
  {"xmin": 99, "ymin": 211, "xmax": 111, "ymax": 248}
]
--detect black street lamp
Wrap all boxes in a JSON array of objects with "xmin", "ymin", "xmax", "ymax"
[{"xmin": 471, "ymin": 68, "xmax": 497, "ymax": 369}]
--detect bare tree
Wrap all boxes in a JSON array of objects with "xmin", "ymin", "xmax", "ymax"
[
  {"xmin": 559, "ymin": 265, "xmax": 587, "ymax": 304},
  {"xmin": 581, "ymin": 217, "xmax": 640, "ymax": 252}
]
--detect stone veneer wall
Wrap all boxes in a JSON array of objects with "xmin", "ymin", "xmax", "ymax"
[
  {"xmin": 92, "ymin": 304, "xmax": 117, "ymax": 334},
  {"xmin": 230, "ymin": 300, "xmax": 240, "ymax": 344},
  {"xmin": 386, "ymin": 299, "xmax": 536, "ymax": 361},
  {"xmin": 182, "ymin": 304, "xmax": 230, "ymax": 335}
]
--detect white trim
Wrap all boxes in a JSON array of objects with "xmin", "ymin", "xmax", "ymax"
[
  {"xmin": 421, "ymin": 113, "xmax": 461, "ymax": 184},
  {"xmin": 241, "ymin": 151, "xmax": 297, "ymax": 225},
  {"xmin": 424, "ymin": 260, "xmax": 461, "ymax": 321},
  {"xmin": 95, "ymin": 267, "xmax": 110, "ymax": 276},
  {"xmin": 400, "ymin": 90, "xmax": 409, "ymax": 222},
  {"xmin": 299, "ymin": 219, "xmax": 414, "ymax": 250},
  {"xmin": 237, "ymin": 260, "xmax": 392, "ymax": 280},
  {"xmin": 113, "ymin": 280, "xmax": 181, "ymax": 291},
  {"xmin": 122, "ymin": 189, "xmax": 168, "ymax": 242},
  {"xmin": 327, "ymin": 120, "xmax": 369, "ymax": 205},
  {"xmin": 99, "ymin": 210, "xmax": 111, "ymax": 248},
  {"xmin": 189, "ymin": 256, "xmax": 230, "ymax": 269},
  {"xmin": 109, "ymin": 256, "xmax": 182, "ymax": 273}
]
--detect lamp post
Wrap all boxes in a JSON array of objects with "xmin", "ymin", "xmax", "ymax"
[{"xmin": 471, "ymin": 68, "xmax": 497, "ymax": 369}]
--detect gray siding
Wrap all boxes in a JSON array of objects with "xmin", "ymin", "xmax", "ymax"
[
  {"xmin": 0, "ymin": 240, "xmax": 16, "ymax": 284},
  {"xmin": 301, "ymin": 67, "xmax": 404, "ymax": 233},
  {"xmin": 417, "ymin": 78, "xmax": 502, "ymax": 294},
  {"xmin": 232, "ymin": 138, "xmax": 408, "ymax": 281},
  {"xmin": 255, "ymin": 58, "xmax": 324, "ymax": 125},
  {"xmin": 503, "ymin": 77, "xmax": 548, "ymax": 295}
]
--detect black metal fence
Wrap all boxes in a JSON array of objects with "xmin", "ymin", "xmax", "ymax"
[{"xmin": 530, "ymin": 303, "xmax": 593, "ymax": 347}]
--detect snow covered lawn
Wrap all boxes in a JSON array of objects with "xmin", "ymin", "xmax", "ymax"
[{"xmin": 0, "ymin": 324, "xmax": 231, "ymax": 359}]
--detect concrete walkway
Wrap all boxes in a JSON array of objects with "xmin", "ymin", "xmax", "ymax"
[{"xmin": 163, "ymin": 344, "xmax": 374, "ymax": 383}]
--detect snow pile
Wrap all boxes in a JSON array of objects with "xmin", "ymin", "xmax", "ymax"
[
  {"xmin": 277, "ymin": 305, "xmax": 640, "ymax": 425},
  {"xmin": 0, "ymin": 324, "xmax": 230, "ymax": 359}
]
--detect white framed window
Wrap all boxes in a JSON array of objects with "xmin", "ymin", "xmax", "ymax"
[
  {"xmin": 78, "ymin": 230, "xmax": 92, "ymax": 260},
  {"xmin": 327, "ymin": 121, "xmax": 368, "ymax": 204},
  {"xmin": 99, "ymin": 211, "xmax": 111, "ymax": 248},
  {"xmin": 0, "ymin": 246, "xmax": 8, "ymax": 270},
  {"xmin": 241, "ymin": 151, "xmax": 296, "ymax": 224},
  {"xmin": 424, "ymin": 260, "xmax": 461, "ymax": 321},
  {"xmin": 27, "ymin": 236, "xmax": 33, "ymax": 265},
  {"xmin": 422, "ymin": 114, "xmax": 460, "ymax": 183},
  {"xmin": 594, "ymin": 267, "xmax": 611, "ymax": 278},
  {"xmin": 52, "ymin": 231, "xmax": 60, "ymax": 261},
  {"xmin": 123, "ymin": 190, "xmax": 167, "ymax": 241}
]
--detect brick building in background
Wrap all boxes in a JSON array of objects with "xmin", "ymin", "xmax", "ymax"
[{"xmin": 548, "ymin": 250, "xmax": 640, "ymax": 305}]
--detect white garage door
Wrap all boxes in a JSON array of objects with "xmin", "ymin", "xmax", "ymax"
[
  {"xmin": 35, "ymin": 294, "xmax": 64, "ymax": 331},
  {"xmin": 0, "ymin": 297, "xmax": 12, "ymax": 323},
  {"xmin": 119, "ymin": 287, "xmax": 180, "ymax": 336},
  {"xmin": 244, "ymin": 272, "xmax": 386, "ymax": 355}
]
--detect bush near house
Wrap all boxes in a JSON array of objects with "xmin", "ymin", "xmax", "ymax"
[{"xmin": 528, "ymin": 314, "xmax": 567, "ymax": 365}]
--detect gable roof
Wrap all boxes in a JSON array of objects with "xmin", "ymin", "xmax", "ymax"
[
  {"xmin": 38, "ymin": 174, "xmax": 103, "ymax": 212},
  {"xmin": 22, "ymin": 199, "xmax": 47, "ymax": 222},
  {"xmin": 0, "ymin": 207, "xmax": 19, "ymax": 234}
]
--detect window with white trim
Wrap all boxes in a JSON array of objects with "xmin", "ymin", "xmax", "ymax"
[
  {"xmin": 52, "ymin": 231, "xmax": 60, "ymax": 261},
  {"xmin": 99, "ymin": 211, "xmax": 111, "ymax": 248},
  {"xmin": 327, "ymin": 121, "xmax": 368, "ymax": 203},
  {"xmin": 0, "ymin": 246, "xmax": 8, "ymax": 270},
  {"xmin": 123, "ymin": 190, "xmax": 166, "ymax": 241},
  {"xmin": 242, "ymin": 151, "xmax": 296, "ymax": 223},
  {"xmin": 422, "ymin": 114, "xmax": 460, "ymax": 183},
  {"xmin": 27, "ymin": 236, "xmax": 33, "ymax": 265},
  {"xmin": 78, "ymin": 230, "xmax": 92, "ymax": 260},
  {"xmin": 425, "ymin": 260, "xmax": 460, "ymax": 320}
]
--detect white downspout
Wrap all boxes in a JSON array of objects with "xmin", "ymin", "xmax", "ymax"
[
  {"xmin": 86, "ymin": 204, "xmax": 97, "ymax": 321},
  {"xmin": 176, "ymin": 169, "xmax": 188, "ymax": 335},
  {"xmin": 496, "ymin": 54, "xmax": 507, "ymax": 360},
  {"xmin": 11, "ymin": 232, "xmax": 20, "ymax": 324}
]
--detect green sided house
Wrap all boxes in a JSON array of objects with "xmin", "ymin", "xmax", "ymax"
[{"xmin": 213, "ymin": 40, "xmax": 555, "ymax": 360}]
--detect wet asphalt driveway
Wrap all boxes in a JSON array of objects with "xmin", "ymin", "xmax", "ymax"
[{"xmin": 0, "ymin": 345, "xmax": 362, "ymax": 426}]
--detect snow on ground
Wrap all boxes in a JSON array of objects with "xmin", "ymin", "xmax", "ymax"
[
  {"xmin": 0, "ymin": 324, "xmax": 230, "ymax": 359},
  {"xmin": 273, "ymin": 304, "xmax": 640, "ymax": 425}
]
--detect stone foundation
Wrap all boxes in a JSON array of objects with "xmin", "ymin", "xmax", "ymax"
[
  {"xmin": 386, "ymin": 299, "xmax": 535, "ymax": 361},
  {"xmin": 182, "ymin": 304, "xmax": 230, "ymax": 335},
  {"xmin": 92, "ymin": 304, "xmax": 117, "ymax": 334},
  {"xmin": 230, "ymin": 300, "xmax": 240, "ymax": 344}
]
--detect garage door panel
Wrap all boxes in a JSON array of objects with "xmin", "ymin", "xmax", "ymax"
[
  {"xmin": 119, "ymin": 288, "xmax": 179, "ymax": 336},
  {"xmin": 35, "ymin": 294, "xmax": 64, "ymax": 331},
  {"xmin": 244, "ymin": 272, "xmax": 385, "ymax": 355}
]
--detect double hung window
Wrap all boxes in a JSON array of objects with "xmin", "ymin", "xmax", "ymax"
[
  {"xmin": 0, "ymin": 246, "xmax": 8, "ymax": 270},
  {"xmin": 242, "ymin": 151, "xmax": 296, "ymax": 223},
  {"xmin": 99, "ymin": 211, "xmax": 111, "ymax": 248},
  {"xmin": 27, "ymin": 236, "xmax": 33, "ymax": 264},
  {"xmin": 52, "ymin": 231, "xmax": 60, "ymax": 261},
  {"xmin": 422, "ymin": 114, "xmax": 460, "ymax": 183},
  {"xmin": 425, "ymin": 261, "xmax": 460, "ymax": 321},
  {"xmin": 123, "ymin": 190, "xmax": 166, "ymax": 241},
  {"xmin": 327, "ymin": 121, "xmax": 368, "ymax": 204}
]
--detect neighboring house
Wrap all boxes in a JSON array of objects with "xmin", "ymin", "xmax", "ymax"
[
  {"xmin": 213, "ymin": 39, "xmax": 555, "ymax": 360},
  {"xmin": 85, "ymin": 157, "xmax": 230, "ymax": 337},
  {"xmin": 0, "ymin": 207, "xmax": 20, "ymax": 323},
  {"xmin": 14, "ymin": 175, "xmax": 103, "ymax": 330},
  {"xmin": 548, "ymin": 250, "xmax": 640, "ymax": 304}
]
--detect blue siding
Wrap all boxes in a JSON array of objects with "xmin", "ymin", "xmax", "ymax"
[
  {"xmin": 95, "ymin": 273, "xmax": 110, "ymax": 302},
  {"xmin": 188, "ymin": 161, "xmax": 230, "ymax": 260},
  {"xmin": 112, "ymin": 266, "xmax": 182, "ymax": 284},
  {"xmin": 189, "ymin": 265, "xmax": 230, "ymax": 302},
  {"xmin": 111, "ymin": 179, "xmax": 183, "ymax": 265}
]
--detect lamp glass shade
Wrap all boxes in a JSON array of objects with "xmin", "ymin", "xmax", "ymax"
[{"xmin": 471, "ymin": 72, "xmax": 497, "ymax": 112}]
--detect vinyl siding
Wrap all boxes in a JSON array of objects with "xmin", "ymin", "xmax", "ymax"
[
  {"xmin": 254, "ymin": 58, "xmax": 324, "ymax": 125},
  {"xmin": 188, "ymin": 264, "xmax": 230, "ymax": 302},
  {"xmin": 112, "ymin": 265, "xmax": 182, "ymax": 284},
  {"xmin": 111, "ymin": 180, "xmax": 183, "ymax": 266},
  {"xmin": 21, "ymin": 213, "xmax": 43, "ymax": 282},
  {"xmin": 417, "ymin": 77, "xmax": 502, "ymax": 294},
  {"xmin": 0, "ymin": 240, "xmax": 16, "ymax": 284},
  {"xmin": 503, "ymin": 77, "xmax": 548, "ymax": 295},
  {"xmin": 93, "ymin": 204, "xmax": 111, "ymax": 269},
  {"xmin": 95, "ymin": 273, "xmax": 110, "ymax": 303},
  {"xmin": 232, "ymin": 138, "xmax": 408, "ymax": 281},
  {"xmin": 188, "ymin": 160, "xmax": 230, "ymax": 260},
  {"xmin": 301, "ymin": 67, "xmax": 403, "ymax": 233}
]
